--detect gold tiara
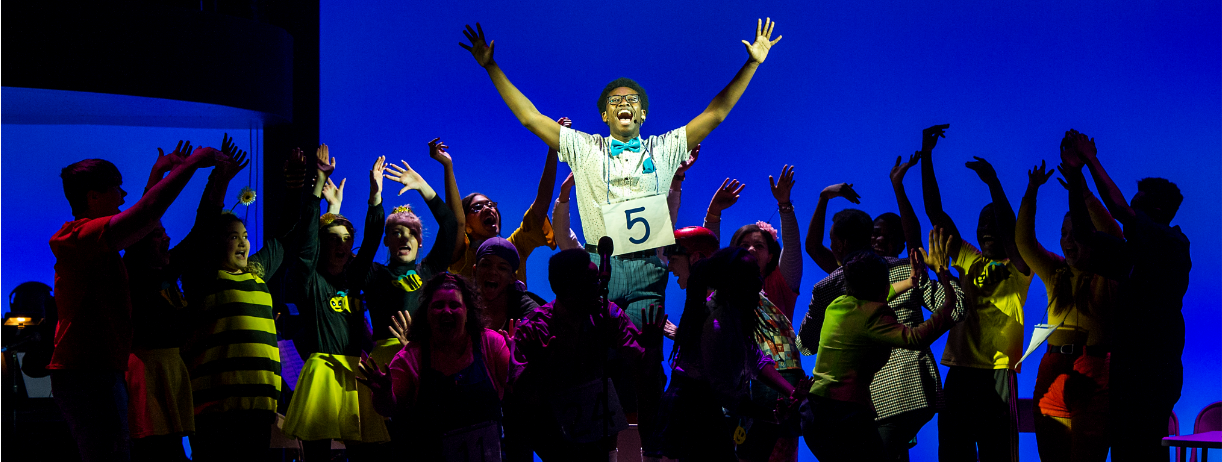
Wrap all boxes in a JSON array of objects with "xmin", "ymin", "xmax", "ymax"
[{"xmin": 391, "ymin": 204, "xmax": 413, "ymax": 215}]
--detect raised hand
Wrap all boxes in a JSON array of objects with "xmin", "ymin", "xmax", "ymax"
[
  {"xmin": 918, "ymin": 227, "xmax": 954, "ymax": 274},
  {"xmin": 908, "ymin": 247, "xmax": 927, "ymax": 283},
  {"xmin": 154, "ymin": 140, "xmax": 190, "ymax": 173},
  {"xmin": 1027, "ymin": 160, "xmax": 1055, "ymax": 189},
  {"xmin": 921, "ymin": 124, "xmax": 950, "ymax": 153},
  {"xmin": 284, "ymin": 148, "xmax": 309, "ymax": 189},
  {"xmin": 559, "ymin": 172, "xmax": 576, "ymax": 203},
  {"xmin": 321, "ymin": 177, "xmax": 345, "ymax": 205},
  {"xmin": 819, "ymin": 183, "xmax": 861, "ymax": 204},
  {"xmin": 640, "ymin": 304, "xmax": 669, "ymax": 347},
  {"xmin": 384, "ymin": 160, "xmax": 427, "ymax": 196},
  {"xmin": 769, "ymin": 164, "xmax": 796, "ymax": 204},
  {"xmin": 220, "ymin": 133, "xmax": 245, "ymax": 160},
  {"xmin": 459, "ymin": 23, "xmax": 495, "ymax": 68},
  {"xmin": 743, "ymin": 18, "xmax": 783, "ymax": 64},
  {"xmin": 1060, "ymin": 129, "xmax": 1097, "ymax": 168},
  {"xmin": 215, "ymin": 145, "xmax": 249, "ymax": 182},
  {"xmin": 891, "ymin": 152, "xmax": 921, "ymax": 185},
  {"xmin": 427, "ymin": 137, "xmax": 452, "ymax": 167},
  {"xmin": 964, "ymin": 156, "xmax": 998, "ymax": 184},
  {"xmin": 355, "ymin": 353, "xmax": 391, "ymax": 391},
  {"xmin": 710, "ymin": 178, "xmax": 746, "ymax": 212},
  {"xmin": 676, "ymin": 144, "xmax": 701, "ymax": 177},
  {"xmin": 369, "ymin": 156, "xmax": 387, "ymax": 204},
  {"xmin": 316, "ymin": 143, "xmax": 336, "ymax": 177},
  {"xmin": 188, "ymin": 146, "xmax": 225, "ymax": 168},
  {"xmin": 389, "ymin": 310, "xmax": 411, "ymax": 347}
]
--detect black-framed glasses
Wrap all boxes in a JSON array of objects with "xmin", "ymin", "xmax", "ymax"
[
  {"xmin": 607, "ymin": 94, "xmax": 641, "ymax": 105},
  {"xmin": 469, "ymin": 201, "xmax": 498, "ymax": 213}
]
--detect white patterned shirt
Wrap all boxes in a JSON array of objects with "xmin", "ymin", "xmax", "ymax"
[{"xmin": 557, "ymin": 126, "xmax": 688, "ymax": 245}]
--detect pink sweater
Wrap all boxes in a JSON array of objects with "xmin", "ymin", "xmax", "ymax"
[{"xmin": 389, "ymin": 329, "xmax": 513, "ymax": 414}]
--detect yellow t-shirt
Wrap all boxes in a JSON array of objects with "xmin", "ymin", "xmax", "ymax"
[
  {"xmin": 448, "ymin": 205, "xmax": 556, "ymax": 286},
  {"xmin": 941, "ymin": 241, "xmax": 1033, "ymax": 370}
]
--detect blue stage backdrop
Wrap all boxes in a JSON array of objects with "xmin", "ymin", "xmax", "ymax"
[{"xmin": 2, "ymin": 1, "xmax": 1217, "ymax": 460}]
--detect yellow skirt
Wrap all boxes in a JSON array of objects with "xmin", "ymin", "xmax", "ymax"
[
  {"xmin": 281, "ymin": 353, "xmax": 391, "ymax": 443},
  {"xmin": 368, "ymin": 338, "xmax": 402, "ymax": 371},
  {"xmin": 126, "ymin": 348, "xmax": 195, "ymax": 438}
]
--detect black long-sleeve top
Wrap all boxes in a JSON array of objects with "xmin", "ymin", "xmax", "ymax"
[{"xmin": 348, "ymin": 195, "xmax": 458, "ymax": 342}]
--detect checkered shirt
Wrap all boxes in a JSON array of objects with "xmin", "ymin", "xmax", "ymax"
[
  {"xmin": 754, "ymin": 293, "xmax": 803, "ymax": 372},
  {"xmin": 796, "ymin": 256, "xmax": 965, "ymax": 420}
]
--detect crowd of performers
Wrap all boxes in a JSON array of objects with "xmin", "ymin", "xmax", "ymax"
[{"xmin": 45, "ymin": 18, "xmax": 1191, "ymax": 462}]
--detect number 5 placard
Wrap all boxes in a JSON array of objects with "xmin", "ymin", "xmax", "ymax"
[{"xmin": 600, "ymin": 194, "xmax": 675, "ymax": 256}]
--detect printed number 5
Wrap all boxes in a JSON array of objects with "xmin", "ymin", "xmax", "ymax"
[{"xmin": 625, "ymin": 207, "xmax": 651, "ymax": 244}]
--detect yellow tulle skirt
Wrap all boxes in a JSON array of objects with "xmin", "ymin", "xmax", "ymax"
[
  {"xmin": 126, "ymin": 348, "xmax": 195, "ymax": 438},
  {"xmin": 369, "ymin": 338, "xmax": 402, "ymax": 371},
  {"xmin": 280, "ymin": 353, "xmax": 390, "ymax": 443}
]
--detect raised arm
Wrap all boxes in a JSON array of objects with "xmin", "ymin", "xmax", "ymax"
[
  {"xmin": 918, "ymin": 124, "xmax": 961, "ymax": 255},
  {"xmin": 348, "ymin": 157, "xmax": 388, "ymax": 292},
  {"xmin": 108, "ymin": 145, "xmax": 223, "ymax": 251},
  {"xmin": 890, "ymin": 152, "xmax": 924, "ymax": 254},
  {"xmin": 1060, "ymin": 163, "xmax": 1132, "ymax": 280},
  {"xmin": 868, "ymin": 227, "xmax": 960, "ymax": 349},
  {"xmin": 965, "ymin": 156, "xmax": 1029, "ymax": 275},
  {"xmin": 1064, "ymin": 129, "xmax": 1136, "ymax": 224},
  {"xmin": 685, "ymin": 18, "xmax": 782, "ymax": 146},
  {"xmin": 668, "ymin": 145, "xmax": 700, "ymax": 225},
  {"xmin": 1015, "ymin": 160, "xmax": 1061, "ymax": 280},
  {"xmin": 173, "ymin": 137, "xmax": 249, "ymax": 278},
  {"xmin": 805, "ymin": 183, "xmax": 860, "ymax": 273},
  {"xmin": 553, "ymin": 172, "xmax": 583, "ymax": 250},
  {"xmin": 142, "ymin": 141, "xmax": 190, "ymax": 194},
  {"xmin": 321, "ymin": 177, "xmax": 344, "ymax": 215},
  {"xmin": 770, "ymin": 165, "xmax": 802, "ymax": 292},
  {"xmin": 460, "ymin": 23, "xmax": 560, "ymax": 150},
  {"xmin": 704, "ymin": 178, "xmax": 744, "ymax": 242},
  {"xmin": 250, "ymin": 145, "xmax": 332, "ymax": 276},
  {"xmin": 528, "ymin": 118, "xmax": 570, "ymax": 224},
  {"xmin": 426, "ymin": 138, "xmax": 466, "ymax": 265}
]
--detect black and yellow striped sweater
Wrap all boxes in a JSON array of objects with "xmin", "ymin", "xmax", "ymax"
[
  {"xmin": 188, "ymin": 270, "xmax": 281, "ymax": 415},
  {"xmin": 180, "ymin": 196, "xmax": 304, "ymax": 416}
]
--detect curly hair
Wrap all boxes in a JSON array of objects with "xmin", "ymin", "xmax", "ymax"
[{"xmin": 407, "ymin": 272, "xmax": 486, "ymax": 345}]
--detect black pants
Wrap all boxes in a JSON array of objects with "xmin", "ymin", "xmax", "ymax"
[
  {"xmin": 802, "ymin": 395, "xmax": 888, "ymax": 462},
  {"xmin": 190, "ymin": 410, "xmax": 273, "ymax": 462},
  {"xmin": 659, "ymin": 376, "xmax": 739, "ymax": 462},
  {"xmin": 876, "ymin": 407, "xmax": 936, "ymax": 461},
  {"xmin": 1109, "ymin": 358, "xmax": 1182, "ymax": 462},
  {"xmin": 938, "ymin": 366, "xmax": 1019, "ymax": 462},
  {"xmin": 51, "ymin": 370, "xmax": 131, "ymax": 462}
]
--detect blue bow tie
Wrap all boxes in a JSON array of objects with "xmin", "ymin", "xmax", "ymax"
[{"xmin": 608, "ymin": 138, "xmax": 642, "ymax": 157}]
